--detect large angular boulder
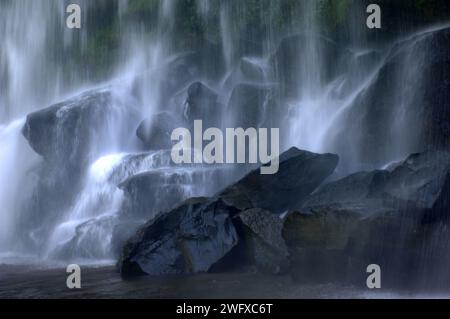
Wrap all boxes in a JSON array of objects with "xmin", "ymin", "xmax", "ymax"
[
  {"xmin": 288, "ymin": 151, "xmax": 450, "ymax": 244},
  {"xmin": 119, "ymin": 198, "xmax": 240, "ymax": 276},
  {"xmin": 219, "ymin": 147, "xmax": 339, "ymax": 213}
]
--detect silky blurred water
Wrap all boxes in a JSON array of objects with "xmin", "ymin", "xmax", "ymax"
[{"xmin": 0, "ymin": 1, "xmax": 448, "ymax": 265}]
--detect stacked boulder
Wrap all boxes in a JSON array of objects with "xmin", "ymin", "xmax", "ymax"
[
  {"xmin": 119, "ymin": 148, "xmax": 450, "ymax": 290},
  {"xmin": 118, "ymin": 148, "xmax": 339, "ymax": 276}
]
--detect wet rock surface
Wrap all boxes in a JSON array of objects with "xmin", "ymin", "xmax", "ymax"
[
  {"xmin": 19, "ymin": 89, "xmax": 140, "ymax": 249},
  {"xmin": 283, "ymin": 150, "xmax": 450, "ymax": 287},
  {"xmin": 119, "ymin": 148, "xmax": 339, "ymax": 277},
  {"xmin": 219, "ymin": 147, "xmax": 339, "ymax": 213},
  {"xmin": 119, "ymin": 198, "xmax": 240, "ymax": 276},
  {"xmin": 235, "ymin": 208, "xmax": 289, "ymax": 274},
  {"xmin": 23, "ymin": 89, "xmax": 139, "ymax": 168}
]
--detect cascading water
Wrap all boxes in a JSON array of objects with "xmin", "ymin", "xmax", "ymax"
[
  {"xmin": 0, "ymin": 120, "xmax": 25, "ymax": 249},
  {"xmin": 44, "ymin": 153, "xmax": 126, "ymax": 261},
  {"xmin": 0, "ymin": 0, "xmax": 98, "ymax": 122},
  {"xmin": 283, "ymin": 1, "xmax": 378, "ymax": 159},
  {"xmin": 0, "ymin": 0, "xmax": 449, "ymax": 269}
]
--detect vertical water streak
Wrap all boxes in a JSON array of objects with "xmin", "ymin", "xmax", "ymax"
[
  {"xmin": 0, "ymin": 0, "xmax": 93, "ymax": 123},
  {"xmin": 0, "ymin": 119, "xmax": 39, "ymax": 252}
]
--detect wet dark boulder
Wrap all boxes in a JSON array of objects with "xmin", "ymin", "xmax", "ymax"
[
  {"xmin": 118, "ymin": 147, "xmax": 338, "ymax": 276},
  {"xmin": 184, "ymin": 82, "xmax": 223, "ymax": 127},
  {"xmin": 119, "ymin": 198, "xmax": 240, "ymax": 276},
  {"xmin": 235, "ymin": 208, "xmax": 289, "ymax": 274},
  {"xmin": 283, "ymin": 171, "xmax": 391, "ymax": 279},
  {"xmin": 378, "ymin": 151, "xmax": 450, "ymax": 210},
  {"xmin": 21, "ymin": 89, "xmax": 140, "ymax": 233},
  {"xmin": 293, "ymin": 150, "xmax": 450, "ymax": 236},
  {"xmin": 284, "ymin": 150, "xmax": 450, "ymax": 286},
  {"xmin": 282, "ymin": 208, "xmax": 363, "ymax": 284},
  {"xmin": 219, "ymin": 147, "xmax": 339, "ymax": 214},
  {"xmin": 22, "ymin": 89, "xmax": 139, "ymax": 171},
  {"xmin": 136, "ymin": 112, "xmax": 183, "ymax": 150},
  {"xmin": 302, "ymin": 170, "xmax": 389, "ymax": 211}
]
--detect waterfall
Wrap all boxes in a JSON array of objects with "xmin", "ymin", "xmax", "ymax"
[
  {"xmin": 0, "ymin": 1, "xmax": 448, "ymax": 265},
  {"xmin": 286, "ymin": 0, "xmax": 332, "ymax": 153},
  {"xmin": 0, "ymin": 120, "xmax": 24, "ymax": 249},
  {"xmin": 0, "ymin": 119, "xmax": 39, "ymax": 254},
  {"xmin": 0, "ymin": 0, "xmax": 97, "ymax": 123}
]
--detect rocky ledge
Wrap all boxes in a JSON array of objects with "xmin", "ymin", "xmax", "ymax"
[{"xmin": 118, "ymin": 148, "xmax": 450, "ymax": 289}]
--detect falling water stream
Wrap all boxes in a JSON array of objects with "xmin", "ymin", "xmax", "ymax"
[{"xmin": 0, "ymin": 1, "xmax": 448, "ymax": 267}]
